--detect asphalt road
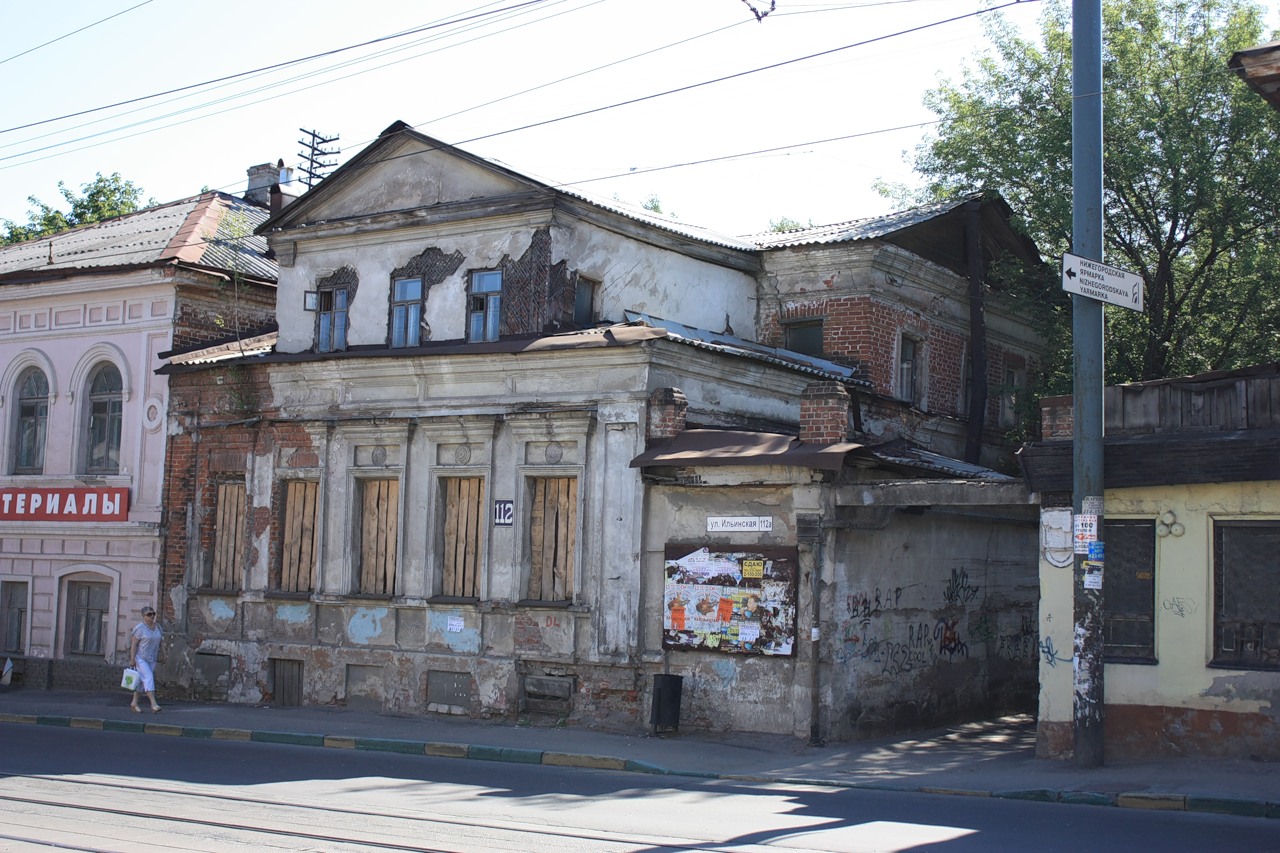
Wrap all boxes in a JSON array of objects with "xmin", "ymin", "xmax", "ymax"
[{"xmin": 2, "ymin": 724, "xmax": 1277, "ymax": 852}]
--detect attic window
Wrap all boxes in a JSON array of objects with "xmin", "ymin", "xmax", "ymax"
[
  {"xmin": 784, "ymin": 321, "xmax": 823, "ymax": 357},
  {"xmin": 390, "ymin": 277, "xmax": 423, "ymax": 347},
  {"xmin": 317, "ymin": 287, "xmax": 348, "ymax": 352},
  {"xmin": 573, "ymin": 278, "xmax": 597, "ymax": 328},
  {"xmin": 467, "ymin": 271, "xmax": 502, "ymax": 343}
]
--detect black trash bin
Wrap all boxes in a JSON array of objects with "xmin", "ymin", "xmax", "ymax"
[{"xmin": 650, "ymin": 673, "xmax": 683, "ymax": 733}]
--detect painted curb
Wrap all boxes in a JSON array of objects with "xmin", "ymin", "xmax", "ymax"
[
  {"xmin": 1116, "ymin": 792, "xmax": 1186, "ymax": 811},
  {"xmin": 542, "ymin": 752, "xmax": 627, "ymax": 771},
  {"xmin": 1186, "ymin": 796, "xmax": 1268, "ymax": 818},
  {"xmin": 249, "ymin": 730, "xmax": 326, "ymax": 747},
  {"xmin": 355, "ymin": 737, "xmax": 427, "ymax": 755},
  {"xmin": 468, "ymin": 744, "xmax": 543, "ymax": 764}
]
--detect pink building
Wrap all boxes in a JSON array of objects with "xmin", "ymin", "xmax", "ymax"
[{"xmin": 0, "ymin": 185, "xmax": 277, "ymax": 686}]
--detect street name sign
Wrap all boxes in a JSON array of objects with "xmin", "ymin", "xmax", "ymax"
[{"xmin": 1062, "ymin": 252, "xmax": 1144, "ymax": 312}]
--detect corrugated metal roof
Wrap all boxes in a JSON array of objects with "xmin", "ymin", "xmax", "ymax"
[
  {"xmin": 0, "ymin": 192, "xmax": 276, "ymax": 282},
  {"xmin": 630, "ymin": 428, "xmax": 862, "ymax": 471},
  {"xmin": 625, "ymin": 310, "xmax": 869, "ymax": 387},
  {"xmin": 869, "ymin": 441, "xmax": 1013, "ymax": 481},
  {"xmin": 743, "ymin": 197, "xmax": 974, "ymax": 250}
]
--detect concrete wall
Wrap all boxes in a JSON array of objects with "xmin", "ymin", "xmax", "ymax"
[
  {"xmin": 1038, "ymin": 481, "xmax": 1280, "ymax": 759},
  {"xmin": 639, "ymin": 470, "xmax": 1039, "ymax": 740},
  {"xmin": 825, "ymin": 506, "xmax": 1039, "ymax": 739}
]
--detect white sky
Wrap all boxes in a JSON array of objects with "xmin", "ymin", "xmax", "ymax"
[{"xmin": 0, "ymin": 0, "xmax": 1245, "ymax": 238}]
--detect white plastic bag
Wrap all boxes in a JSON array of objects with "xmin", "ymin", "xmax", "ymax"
[{"xmin": 121, "ymin": 667, "xmax": 140, "ymax": 691}]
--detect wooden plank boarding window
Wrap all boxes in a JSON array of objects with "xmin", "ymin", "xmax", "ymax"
[
  {"xmin": 441, "ymin": 477, "xmax": 484, "ymax": 598},
  {"xmin": 280, "ymin": 481, "xmax": 319, "ymax": 593},
  {"xmin": 358, "ymin": 479, "xmax": 399, "ymax": 596},
  {"xmin": 212, "ymin": 483, "xmax": 246, "ymax": 591},
  {"xmin": 527, "ymin": 477, "xmax": 577, "ymax": 602}
]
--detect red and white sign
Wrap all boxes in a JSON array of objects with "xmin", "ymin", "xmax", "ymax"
[{"xmin": 0, "ymin": 487, "xmax": 129, "ymax": 522}]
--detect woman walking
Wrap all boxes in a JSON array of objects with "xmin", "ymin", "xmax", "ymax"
[{"xmin": 129, "ymin": 606, "xmax": 162, "ymax": 713}]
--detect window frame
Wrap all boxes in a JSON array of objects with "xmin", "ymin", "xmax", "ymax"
[
  {"xmin": 784, "ymin": 320, "xmax": 824, "ymax": 357},
  {"xmin": 317, "ymin": 286, "xmax": 349, "ymax": 353},
  {"xmin": 389, "ymin": 277, "xmax": 423, "ymax": 348},
  {"xmin": 1, "ymin": 579, "xmax": 28, "ymax": 655},
  {"xmin": 897, "ymin": 334, "xmax": 922, "ymax": 405},
  {"xmin": 65, "ymin": 580, "xmax": 110, "ymax": 656},
  {"xmin": 467, "ymin": 270, "xmax": 503, "ymax": 343},
  {"xmin": 1212, "ymin": 519, "xmax": 1280, "ymax": 670},
  {"xmin": 1102, "ymin": 518, "xmax": 1157, "ymax": 664},
  {"xmin": 1000, "ymin": 360, "xmax": 1027, "ymax": 428},
  {"xmin": 13, "ymin": 366, "xmax": 49, "ymax": 475},
  {"xmin": 573, "ymin": 277, "xmax": 597, "ymax": 328},
  {"xmin": 84, "ymin": 362, "xmax": 123, "ymax": 475}
]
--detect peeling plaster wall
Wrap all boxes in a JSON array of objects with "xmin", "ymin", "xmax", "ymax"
[
  {"xmin": 550, "ymin": 216, "xmax": 756, "ymax": 336},
  {"xmin": 1037, "ymin": 480, "xmax": 1280, "ymax": 759}
]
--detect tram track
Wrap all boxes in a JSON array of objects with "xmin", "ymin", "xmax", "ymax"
[{"xmin": 0, "ymin": 771, "xmax": 764, "ymax": 852}]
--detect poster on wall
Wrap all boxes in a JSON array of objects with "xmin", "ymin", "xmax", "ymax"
[{"xmin": 662, "ymin": 544, "xmax": 798, "ymax": 656}]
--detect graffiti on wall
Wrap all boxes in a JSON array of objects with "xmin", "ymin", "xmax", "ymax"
[{"xmin": 662, "ymin": 544, "xmax": 798, "ymax": 656}]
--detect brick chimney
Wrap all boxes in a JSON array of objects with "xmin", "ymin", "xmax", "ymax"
[
  {"xmin": 270, "ymin": 159, "xmax": 303, "ymax": 215},
  {"xmin": 800, "ymin": 381, "xmax": 851, "ymax": 444},
  {"xmin": 244, "ymin": 163, "xmax": 277, "ymax": 206},
  {"xmin": 647, "ymin": 387, "xmax": 687, "ymax": 444}
]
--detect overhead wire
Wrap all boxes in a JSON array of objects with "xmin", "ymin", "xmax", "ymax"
[
  {"xmin": 5, "ymin": 2, "xmax": 1026, "ymax": 258},
  {"xmin": 0, "ymin": 0, "xmax": 156, "ymax": 67},
  {"xmin": 0, "ymin": 0, "xmax": 583, "ymax": 162},
  {"xmin": 0, "ymin": 0, "xmax": 550, "ymax": 136}
]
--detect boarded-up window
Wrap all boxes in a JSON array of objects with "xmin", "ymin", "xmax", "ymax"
[
  {"xmin": 212, "ymin": 483, "xmax": 246, "ymax": 591},
  {"xmin": 526, "ymin": 477, "xmax": 576, "ymax": 602},
  {"xmin": 279, "ymin": 481, "xmax": 319, "ymax": 593},
  {"xmin": 1103, "ymin": 519, "xmax": 1156, "ymax": 662},
  {"xmin": 358, "ymin": 478, "xmax": 399, "ymax": 596},
  {"xmin": 441, "ymin": 477, "xmax": 484, "ymax": 598},
  {"xmin": 1213, "ymin": 521, "xmax": 1280, "ymax": 670}
]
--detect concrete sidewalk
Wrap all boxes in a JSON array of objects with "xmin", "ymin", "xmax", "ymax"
[{"xmin": 2, "ymin": 686, "xmax": 1277, "ymax": 820}]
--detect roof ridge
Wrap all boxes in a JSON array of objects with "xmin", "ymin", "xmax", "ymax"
[{"xmin": 160, "ymin": 192, "xmax": 223, "ymax": 265}]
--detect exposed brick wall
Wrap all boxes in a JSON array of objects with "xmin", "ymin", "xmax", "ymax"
[
  {"xmin": 1041, "ymin": 395, "xmax": 1073, "ymax": 439},
  {"xmin": 161, "ymin": 363, "xmax": 320, "ymax": 610},
  {"xmin": 646, "ymin": 387, "xmax": 688, "ymax": 444},
  {"xmin": 800, "ymin": 381, "xmax": 851, "ymax": 443},
  {"xmin": 172, "ymin": 280, "xmax": 276, "ymax": 352}
]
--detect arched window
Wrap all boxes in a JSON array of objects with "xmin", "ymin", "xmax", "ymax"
[
  {"xmin": 13, "ymin": 367, "xmax": 48, "ymax": 474},
  {"xmin": 85, "ymin": 363, "xmax": 123, "ymax": 474}
]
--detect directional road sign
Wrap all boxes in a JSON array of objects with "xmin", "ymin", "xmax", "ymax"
[{"xmin": 1062, "ymin": 252, "xmax": 1144, "ymax": 312}]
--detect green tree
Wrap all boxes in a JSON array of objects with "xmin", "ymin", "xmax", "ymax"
[
  {"xmin": 769, "ymin": 215, "xmax": 814, "ymax": 232},
  {"xmin": 913, "ymin": 0, "xmax": 1280, "ymax": 387},
  {"xmin": 2, "ymin": 172, "xmax": 153, "ymax": 245}
]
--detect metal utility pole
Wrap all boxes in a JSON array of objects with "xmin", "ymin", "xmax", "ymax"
[
  {"xmin": 1071, "ymin": 0, "xmax": 1106, "ymax": 768},
  {"xmin": 298, "ymin": 129, "xmax": 340, "ymax": 189}
]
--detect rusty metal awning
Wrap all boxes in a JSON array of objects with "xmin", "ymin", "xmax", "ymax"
[{"xmin": 630, "ymin": 429, "xmax": 862, "ymax": 471}]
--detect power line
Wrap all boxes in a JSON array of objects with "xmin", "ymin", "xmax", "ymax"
[
  {"xmin": 0, "ymin": 0, "xmax": 586, "ymax": 165},
  {"xmin": 0, "ymin": 0, "xmax": 157, "ymax": 67},
  {"xmin": 0, "ymin": 0, "xmax": 549, "ymax": 136}
]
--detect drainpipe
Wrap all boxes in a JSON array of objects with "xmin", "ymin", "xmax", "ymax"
[
  {"xmin": 964, "ymin": 198, "xmax": 988, "ymax": 465},
  {"xmin": 797, "ymin": 513, "xmax": 823, "ymax": 746}
]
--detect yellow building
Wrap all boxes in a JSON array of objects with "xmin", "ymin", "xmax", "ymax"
[{"xmin": 1022, "ymin": 366, "xmax": 1280, "ymax": 759}]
